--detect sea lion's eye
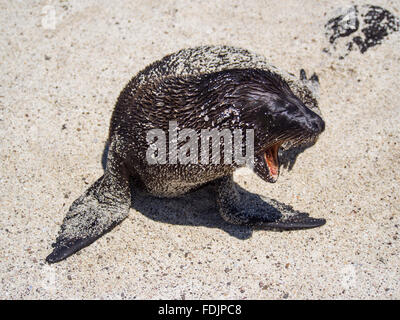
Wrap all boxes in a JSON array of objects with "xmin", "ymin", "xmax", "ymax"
[{"xmin": 286, "ymin": 104, "xmax": 297, "ymax": 113}]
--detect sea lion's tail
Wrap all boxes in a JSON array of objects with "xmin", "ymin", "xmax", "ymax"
[{"xmin": 46, "ymin": 160, "xmax": 131, "ymax": 264}]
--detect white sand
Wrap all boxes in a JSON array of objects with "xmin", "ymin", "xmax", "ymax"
[{"xmin": 0, "ymin": 0, "xmax": 399, "ymax": 299}]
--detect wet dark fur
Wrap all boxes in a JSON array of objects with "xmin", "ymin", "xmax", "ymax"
[
  {"xmin": 46, "ymin": 46, "xmax": 325, "ymax": 263},
  {"xmin": 112, "ymin": 68, "xmax": 323, "ymax": 189}
]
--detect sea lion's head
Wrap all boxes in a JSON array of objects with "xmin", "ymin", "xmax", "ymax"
[{"xmin": 226, "ymin": 69, "xmax": 325, "ymax": 183}]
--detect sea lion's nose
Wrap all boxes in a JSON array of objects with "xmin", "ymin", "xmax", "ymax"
[
  {"xmin": 295, "ymin": 100, "xmax": 325, "ymax": 135},
  {"xmin": 307, "ymin": 114, "xmax": 325, "ymax": 134}
]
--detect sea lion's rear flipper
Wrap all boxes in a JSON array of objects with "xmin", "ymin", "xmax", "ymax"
[
  {"xmin": 46, "ymin": 160, "xmax": 131, "ymax": 264},
  {"xmin": 216, "ymin": 175, "xmax": 325, "ymax": 230}
]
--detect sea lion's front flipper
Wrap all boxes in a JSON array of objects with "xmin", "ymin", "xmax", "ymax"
[
  {"xmin": 215, "ymin": 175, "xmax": 325, "ymax": 230},
  {"xmin": 46, "ymin": 157, "xmax": 131, "ymax": 263},
  {"xmin": 248, "ymin": 200, "xmax": 326, "ymax": 230}
]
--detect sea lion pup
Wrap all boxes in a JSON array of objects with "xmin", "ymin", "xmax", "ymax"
[{"xmin": 46, "ymin": 45, "xmax": 325, "ymax": 263}]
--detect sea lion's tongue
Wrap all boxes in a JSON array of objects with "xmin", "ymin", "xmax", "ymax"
[{"xmin": 264, "ymin": 144, "xmax": 280, "ymax": 179}]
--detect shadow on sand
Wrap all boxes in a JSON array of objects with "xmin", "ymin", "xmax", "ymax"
[{"xmin": 100, "ymin": 139, "xmax": 319, "ymax": 240}]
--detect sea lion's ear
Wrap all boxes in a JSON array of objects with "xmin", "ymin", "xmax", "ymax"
[
  {"xmin": 310, "ymin": 73, "xmax": 319, "ymax": 84},
  {"xmin": 299, "ymin": 69, "xmax": 320, "ymax": 97},
  {"xmin": 308, "ymin": 73, "xmax": 320, "ymax": 97},
  {"xmin": 300, "ymin": 69, "xmax": 307, "ymax": 80}
]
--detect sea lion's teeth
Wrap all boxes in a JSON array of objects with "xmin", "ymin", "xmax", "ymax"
[{"xmin": 264, "ymin": 147, "xmax": 278, "ymax": 177}]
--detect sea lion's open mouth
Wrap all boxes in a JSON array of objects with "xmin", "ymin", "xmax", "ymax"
[
  {"xmin": 254, "ymin": 131, "xmax": 320, "ymax": 184},
  {"xmin": 263, "ymin": 141, "xmax": 283, "ymax": 182}
]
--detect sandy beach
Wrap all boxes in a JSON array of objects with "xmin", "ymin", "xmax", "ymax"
[{"xmin": 0, "ymin": 0, "xmax": 399, "ymax": 299}]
